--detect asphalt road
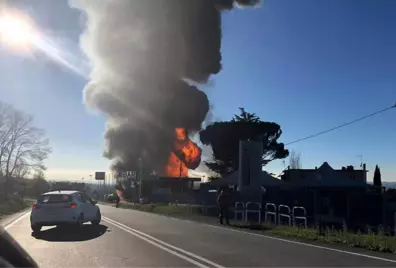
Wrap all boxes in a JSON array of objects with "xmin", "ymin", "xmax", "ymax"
[{"xmin": 4, "ymin": 204, "xmax": 396, "ymax": 267}]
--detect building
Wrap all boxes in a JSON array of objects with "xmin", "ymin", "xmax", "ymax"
[
  {"xmin": 124, "ymin": 176, "xmax": 201, "ymax": 203},
  {"xmin": 278, "ymin": 162, "xmax": 379, "ymax": 228},
  {"xmin": 280, "ymin": 162, "xmax": 368, "ymax": 187},
  {"xmin": 205, "ymin": 170, "xmax": 286, "ymax": 189}
]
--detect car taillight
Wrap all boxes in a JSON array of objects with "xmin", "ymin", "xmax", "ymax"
[
  {"xmin": 32, "ymin": 204, "xmax": 38, "ymax": 209},
  {"xmin": 70, "ymin": 203, "xmax": 77, "ymax": 209}
]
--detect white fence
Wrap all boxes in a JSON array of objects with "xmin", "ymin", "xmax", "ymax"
[
  {"xmin": 234, "ymin": 202, "xmax": 246, "ymax": 221},
  {"xmin": 245, "ymin": 202, "xmax": 261, "ymax": 223},
  {"xmin": 265, "ymin": 203, "xmax": 277, "ymax": 224},
  {"xmin": 278, "ymin": 205, "xmax": 292, "ymax": 226},
  {"xmin": 234, "ymin": 202, "xmax": 308, "ymax": 228},
  {"xmin": 292, "ymin": 206, "xmax": 307, "ymax": 228},
  {"xmin": 394, "ymin": 211, "xmax": 396, "ymax": 237},
  {"xmin": 234, "ymin": 202, "xmax": 396, "ymax": 231}
]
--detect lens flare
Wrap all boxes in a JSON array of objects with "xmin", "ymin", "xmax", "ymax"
[
  {"xmin": 0, "ymin": 10, "xmax": 37, "ymax": 52},
  {"xmin": 0, "ymin": 8, "xmax": 88, "ymax": 78}
]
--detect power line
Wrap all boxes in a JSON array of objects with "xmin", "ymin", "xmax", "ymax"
[
  {"xmin": 275, "ymin": 103, "xmax": 395, "ymax": 178},
  {"xmin": 285, "ymin": 103, "xmax": 396, "ymax": 146}
]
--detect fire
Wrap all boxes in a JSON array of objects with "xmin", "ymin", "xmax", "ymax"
[{"xmin": 165, "ymin": 128, "xmax": 202, "ymax": 177}]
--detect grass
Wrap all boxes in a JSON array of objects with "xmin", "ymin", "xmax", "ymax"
[
  {"xmin": 267, "ymin": 224, "xmax": 396, "ymax": 254},
  {"xmin": 110, "ymin": 202, "xmax": 396, "ymax": 254},
  {"xmin": 0, "ymin": 198, "xmax": 33, "ymax": 219}
]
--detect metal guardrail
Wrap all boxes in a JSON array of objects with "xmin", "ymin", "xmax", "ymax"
[
  {"xmin": 265, "ymin": 203, "xmax": 277, "ymax": 225},
  {"xmin": 245, "ymin": 202, "xmax": 261, "ymax": 223},
  {"xmin": 234, "ymin": 202, "xmax": 245, "ymax": 221},
  {"xmin": 292, "ymin": 206, "xmax": 307, "ymax": 228},
  {"xmin": 278, "ymin": 204, "xmax": 291, "ymax": 226}
]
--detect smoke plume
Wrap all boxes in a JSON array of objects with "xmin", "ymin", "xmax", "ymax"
[{"xmin": 69, "ymin": 0, "xmax": 259, "ymax": 174}]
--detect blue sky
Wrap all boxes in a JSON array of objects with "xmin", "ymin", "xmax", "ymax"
[{"xmin": 0, "ymin": 0, "xmax": 395, "ymax": 182}]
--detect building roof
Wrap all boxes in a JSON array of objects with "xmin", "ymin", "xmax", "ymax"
[
  {"xmin": 206, "ymin": 171, "xmax": 286, "ymax": 187},
  {"xmin": 42, "ymin": 190, "xmax": 81, "ymax": 195},
  {"xmin": 293, "ymin": 162, "xmax": 367, "ymax": 188}
]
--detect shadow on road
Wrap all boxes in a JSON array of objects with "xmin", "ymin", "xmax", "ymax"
[{"xmin": 32, "ymin": 224, "xmax": 109, "ymax": 242}]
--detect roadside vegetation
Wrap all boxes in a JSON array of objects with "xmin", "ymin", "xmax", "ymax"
[
  {"xmin": 0, "ymin": 197, "xmax": 33, "ymax": 219},
  {"xmin": 265, "ymin": 224, "xmax": 396, "ymax": 254},
  {"xmin": 109, "ymin": 201, "xmax": 396, "ymax": 254},
  {"xmin": 0, "ymin": 100, "xmax": 52, "ymax": 219}
]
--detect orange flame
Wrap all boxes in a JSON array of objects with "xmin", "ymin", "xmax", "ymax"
[{"xmin": 165, "ymin": 128, "xmax": 201, "ymax": 177}]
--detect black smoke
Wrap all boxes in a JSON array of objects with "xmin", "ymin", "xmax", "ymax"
[{"xmin": 69, "ymin": 0, "xmax": 259, "ymax": 175}]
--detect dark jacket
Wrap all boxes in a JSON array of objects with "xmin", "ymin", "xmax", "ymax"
[{"xmin": 217, "ymin": 192, "xmax": 231, "ymax": 207}]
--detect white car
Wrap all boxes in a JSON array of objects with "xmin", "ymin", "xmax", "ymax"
[{"xmin": 30, "ymin": 190, "xmax": 101, "ymax": 232}]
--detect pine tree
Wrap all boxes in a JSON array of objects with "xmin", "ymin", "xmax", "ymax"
[{"xmin": 373, "ymin": 165, "xmax": 382, "ymax": 187}]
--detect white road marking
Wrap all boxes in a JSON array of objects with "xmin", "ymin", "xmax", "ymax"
[
  {"xmin": 103, "ymin": 216, "xmax": 224, "ymax": 268},
  {"xmin": 199, "ymin": 221, "xmax": 396, "ymax": 264},
  {"xmin": 108, "ymin": 208, "xmax": 396, "ymax": 264},
  {"xmin": 4, "ymin": 211, "xmax": 30, "ymax": 230}
]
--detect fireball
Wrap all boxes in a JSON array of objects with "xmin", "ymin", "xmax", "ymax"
[{"xmin": 165, "ymin": 128, "xmax": 202, "ymax": 177}]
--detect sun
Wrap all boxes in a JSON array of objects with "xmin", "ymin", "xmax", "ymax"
[{"xmin": 0, "ymin": 11, "xmax": 37, "ymax": 51}]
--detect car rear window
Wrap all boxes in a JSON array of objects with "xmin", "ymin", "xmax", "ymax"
[{"xmin": 38, "ymin": 194, "xmax": 73, "ymax": 204}]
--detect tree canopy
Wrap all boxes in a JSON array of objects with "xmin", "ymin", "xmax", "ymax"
[
  {"xmin": 0, "ymin": 101, "xmax": 51, "ymax": 179},
  {"xmin": 199, "ymin": 107, "xmax": 289, "ymax": 177}
]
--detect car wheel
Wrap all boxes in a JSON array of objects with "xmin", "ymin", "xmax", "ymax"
[
  {"xmin": 91, "ymin": 211, "xmax": 101, "ymax": 225},
  {"xmin": 76, "ymin": 214, "xmax": 84, "ymax": 228},
  {"xmin": 31, "ymin": 224, "xmax": 41, "ymax": 233}
]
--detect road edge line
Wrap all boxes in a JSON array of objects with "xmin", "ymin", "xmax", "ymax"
[
  {"xmin": 4, "ymin": 211, "xmax": 30, "ymax": 230},
  {"xmin": 102, "ymin": 217, "xmax": 212, "ymax": 268},
  {"xmin": 147, "ymin": 211, "xmax": 396, "ymax": 264},
  {"xmin": 111, "ymin": 208, "xmax": 396, "ymax": 264},
  {"xmin": 200, "ymin": 222, "xmax": 396, "ymax": 264}
]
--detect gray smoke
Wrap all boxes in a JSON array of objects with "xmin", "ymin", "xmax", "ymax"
[{"xmin": 69, "ymin": 0, "xmax": 259, "ymax": 174}]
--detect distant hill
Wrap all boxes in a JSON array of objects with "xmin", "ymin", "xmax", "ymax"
[{"xmin": 382, "ymin": 182, "xmax": 396, "ymax": 189}]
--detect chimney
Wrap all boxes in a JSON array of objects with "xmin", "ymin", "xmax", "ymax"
[{"xmin": 363, "ymin": 163, "xmax": 367, "ymax": 183}]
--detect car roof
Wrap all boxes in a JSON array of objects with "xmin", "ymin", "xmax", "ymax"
[{"xmin": 41, "ymin": 190, "xmax": 81, "ymax": 195}]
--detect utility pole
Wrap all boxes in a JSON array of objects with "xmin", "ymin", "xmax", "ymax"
[
  {"xmin": 357, "ymin": 155, "xmax": 363, "ymax": 168},
  {"xmin": 139, "ymin": 157, "xmax": 143, "ymax": 200},
  {"xmin": 179, "ymin": 160, "xmax": 182, "ymax": 178}
]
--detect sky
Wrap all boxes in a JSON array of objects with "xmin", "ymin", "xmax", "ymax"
[{"xmin": 0, "ymin": 0, "xmax": 395, "ymax": 183}]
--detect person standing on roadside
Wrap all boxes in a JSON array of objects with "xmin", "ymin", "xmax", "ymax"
[
  {"xmin": 217, "ymin": 189, "xmax": 231, "ymax": 225},
  {"xmin": 115, "ymin": 193, "xmax": 121, "ymax": 208}
]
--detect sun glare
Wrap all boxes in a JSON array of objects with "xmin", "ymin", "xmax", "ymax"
[{"xmin": 0, "ymin": 11, "xmax": 37, "ymax": 51}]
